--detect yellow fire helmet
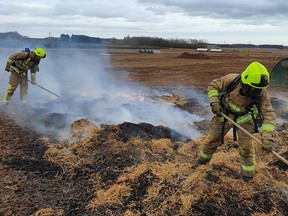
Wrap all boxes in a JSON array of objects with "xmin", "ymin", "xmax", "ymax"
[
  {"xmin": 241, "ymin": 62, "xmax": 270, "ymax": 89},
  {"xmin": 34, "ymin": 48, "xmax": 46, "ymax": 58}
]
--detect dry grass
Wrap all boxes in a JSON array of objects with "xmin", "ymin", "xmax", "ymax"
[
  {"xmin": 34, "ymin": 208, "xmax": 64, "ymax": 216},
  {"xmin": 38, "ymin": 109, "xmax": 288, "ymax": 215}
]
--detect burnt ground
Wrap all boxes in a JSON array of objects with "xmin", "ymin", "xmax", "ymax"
[{"xmin": 0, "ymin": 48, "xmax": 288, "ymax": 216}]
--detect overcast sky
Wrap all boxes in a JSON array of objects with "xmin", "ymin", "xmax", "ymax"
[{"xmin": 1, "ymin": 0, "xmax": 288, "ymax": 45}]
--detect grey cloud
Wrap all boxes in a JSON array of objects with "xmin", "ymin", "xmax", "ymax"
[
  {"xmin": 0, "ymin": 1, "xmax": 127, "ymax": 19},
  {"xmin": 0, "ymin": 1, "xmax": 159, "ymax": 23},
  {"xmin": 1, "ymin": 0, "xmax": 288, "ymax": 44},
  {"xmin": 138, "ymin": 0, "xmax": 288, "ymax": 19},
  {"xmin": 40, "ymin": 1, "xmax": 149, "ymax": 20},
  {"xmin": 2, "ymin": 0, "xmax": 288, "ymax": 20},
  {"xmin": 0, "ymin": 3, "xmax": 25, "ymax": 15}
]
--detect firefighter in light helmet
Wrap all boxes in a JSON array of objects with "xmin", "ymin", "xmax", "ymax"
[
  {"xmin": 192, "ymin": 62, "xmax": 276, "ymax": 182},
  {"xmin": 2, "ymin": 48, "xmax": 46, "ymax": 105},
  {"xmin": 34, "ymin": 47, "xmax": 46, "ymax": 58},
  {"xmin": 241, "ymin": 62, "xmax": 270, "ymax": 97}
]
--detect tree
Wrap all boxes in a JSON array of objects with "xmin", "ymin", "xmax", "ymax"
[{"xmin": 60, "ymin": 34, "xmax": 70, "ymax": 42}]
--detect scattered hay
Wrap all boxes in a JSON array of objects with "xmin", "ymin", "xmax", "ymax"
[
  {"xmin": 44, "ymin": 142, "xmax": 82, "ymax": 174},
  {"xmin": 2, "ymin": 113, "xmax": 287, "ymax": 215},
  {"xmin": 88, "ymin": 184, "xmax": 131, "ymax": 208},
  {"xmin": 150, "ymin": 139, "xmax": 174, "ymax": 154},
  {"xmin": 44, "ymin": 118, "xmax": 104, "ymax": 174},
  {"xmin": 43, "ymin": 118, "xmax": 288, "ymax": 215},
  {"xmin": 34, "ymin": 208, "xmax": 64, "ymax": 216}
]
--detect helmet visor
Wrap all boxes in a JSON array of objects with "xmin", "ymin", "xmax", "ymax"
[
  {"xmin": 250, "ymin": 74, "xmax": 269, "ymax": 89},
  {"xmin": 243, "ymin": 84, "xmax": 262, "ymax": 97}
]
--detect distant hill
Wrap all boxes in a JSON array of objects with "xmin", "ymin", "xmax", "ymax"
[{"xmin": 0, "ymin": 31, "xmax": 103, "ymax": 49}]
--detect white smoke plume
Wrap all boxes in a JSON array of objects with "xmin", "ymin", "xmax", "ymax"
[
  {"xmin": 0, "ymin": 47, "xmax": 208, "ymax": 139},
  {"xmin": 1, "ymin": 48, "xmax": 287, "ymax": 139}
]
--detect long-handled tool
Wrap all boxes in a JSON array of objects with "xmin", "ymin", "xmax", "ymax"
[
  {"xmin": 221, "ymin": 112, "xmax": 288, "ymax": 165},
  {"xmin": 26, "ymin": 78, "xmax": 63, "ymax": 99},
  {"xmin": 10, "ymin": 70, "xmax": 63, "ymax": 99}
]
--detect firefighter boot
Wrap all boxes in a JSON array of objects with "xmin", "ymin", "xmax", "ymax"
[
  {"xmin": 240, "ymin": 164, "xmax": 255, "ymax": 182},
  {"xmin": 192, "ymin": 150, "xmax": 211, "ymax": 169},
  {"xmin": 192, "ymin": 157, "xmax": 211, "ymax": 169},
  {"xmin": 3, "ymin": 91, "xmax": 13, "ymax": 105}
]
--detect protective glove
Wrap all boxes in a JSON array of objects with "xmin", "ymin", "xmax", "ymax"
[
  {"xmin": 210, "ymin": 101, "xmax": 222, "ymax": 117},
  {"xmin": 5, "ymin": 64, "xmax": 11, "ymax": 72},
  {"xmin": 31, "ymin": 77, "xmax": 36, "ymax": 85},
  {"xmin": 262, "ymin": 139, "xmax": 273, "ymax": 152}
]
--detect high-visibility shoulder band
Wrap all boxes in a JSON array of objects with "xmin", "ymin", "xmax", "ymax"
[
  {"xmin": 241, "ymin": 164, "xmax": 255, "ymax": 172},
  {"xmin": 24, "ymin": 58, "xmax": 31, "ymax": 65},
  {"xmin": 208, "ymin": 90, "xmax": 219, "ymax": 99},
  {"xmin": 7, "ymin": 58, "xmax": 13, "ymax": 63},
  {"xmin": 261, "ymin": 123, "xmax": 275, "ymax": 132},
  {"xmin": 200, "ymin": 150, "xmax": 210, "ymax": 160}
]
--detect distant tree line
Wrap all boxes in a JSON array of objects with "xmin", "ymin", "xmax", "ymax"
[
  {"xmin": 60, "ymin": 34, "xmax": 208, "ymax": 48},
  {"xmin": 217, "ymin": 43, "xmax": 286, "ymax": 49},
  {"xmin": 107, "ymin": 36, "xmax": 208, "ymax": 48},
  {"xmin": 0, "ymin": 31, "xmax": 287, "ymax": 50},
  {"xmin": 60, "ymin": 34, "xmax": 102, "ymax": 43}
]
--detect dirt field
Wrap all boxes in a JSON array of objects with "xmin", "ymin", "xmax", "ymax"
[
  {"xmin": 0, "ymin": 48, "xmax": 287, "ymax": 216},
  {"xmin": 109, "ymin": 48, "xmax": 288, "ymax": 89}
]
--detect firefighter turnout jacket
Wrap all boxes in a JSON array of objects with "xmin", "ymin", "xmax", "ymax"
[
  {"xmin": 3, "ymin": 51, "xmax": 41, "ymax": 104},
  {"xmin": 207, "ymin": 73, "xmax": 276, "ymax": 135},
  {"xmin": 6, "ymin": 51, "xmax": 40, "ymax": 78},
  {"xmin": 197, "ymin": 73, "xmax": 277, "ymax": 178}
]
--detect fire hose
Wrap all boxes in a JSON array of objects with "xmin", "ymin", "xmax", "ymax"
[{"xmin": 221, "ymin": 112, "xmax": 288, "ymax": 165}]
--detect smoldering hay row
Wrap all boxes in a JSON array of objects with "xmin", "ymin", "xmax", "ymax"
[
  {"xmin": 0, "ymin": 49, "xmax": 207, "ymax": 139},
  {"xmin": 0, "ymin": 49, "xmax": 287, "ymax": 216}
]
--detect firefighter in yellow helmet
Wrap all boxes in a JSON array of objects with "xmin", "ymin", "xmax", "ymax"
[
  {"xmin": 2, "ymin": 48, "xmax": 46, "ymax": 105},
  {"xmin": 193, "ymin": 62, "xmax": 276, "ymax": 182}
]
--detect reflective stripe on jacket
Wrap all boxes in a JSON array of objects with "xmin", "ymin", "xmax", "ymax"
[
  {"xmin": 207, "ymin": 73, "xmax": 276, "ymax": 128},
  {"xmin": 7, "ymin": 52, "xmax": 39, "ymax": 74}
]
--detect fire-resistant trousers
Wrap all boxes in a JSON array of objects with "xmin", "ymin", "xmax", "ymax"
[
  {"xmin": 3, "ymin": 72, "xmax": 28, "ymax": 104},
  {"xmin": 199, "ymin": 115, "xmax": 256, "ymax": 177}
]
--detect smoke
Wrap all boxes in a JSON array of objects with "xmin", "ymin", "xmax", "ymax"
[
  {"xmin": 270, "ymin": 90, "xmax": 288, "ymax": 129},
  {"xmin": 0, "ymin": 48, "xmax": 209, "ymax": 139}
]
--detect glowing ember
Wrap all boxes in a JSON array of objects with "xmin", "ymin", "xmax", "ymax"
[{"xmin": 113, "ymin": 91, "xmax": 146, "ymax": 102}]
